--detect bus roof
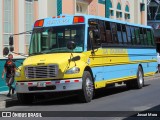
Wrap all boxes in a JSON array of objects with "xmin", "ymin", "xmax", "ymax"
[{"xmin": 34, "ymin": 14, "xmax": 152, "ymax": 29}]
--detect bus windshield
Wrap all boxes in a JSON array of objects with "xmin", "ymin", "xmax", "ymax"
[{"xmin": 29, "ymin": 24, "xmax": 85, "ymax": 55}]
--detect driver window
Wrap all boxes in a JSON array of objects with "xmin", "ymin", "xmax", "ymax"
[{"xmin": 88, "ymin": 27, "xmax": 100, "ymax": 49}]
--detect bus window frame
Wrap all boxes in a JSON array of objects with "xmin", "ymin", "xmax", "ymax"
[
  {"xmin": 143, "ymin": 28, "xmax": 148, "ymax": 46},
  {"xmin": 140, "ymin": 27, "xmax": 145, "ymax": 46},
  {"xmin": 121, "ymin": 24, "xmax": 128, "ymax": 44},
  {"xmin": 126, "ymin": 25, "xmax": 132, "ymax": 45},
  {"xmin": 110, "ymin": 22, "xmax": 118, "ymax": 44},
  {"xmin": 135, "ymin": 27, "xmax": 140, "ymax": 45},
  {"xmin": 105, "ymin": 21, "xmax": 112, "ymax": 44},
  {"xmin": 117, "ymin": 23, "xmax": 123, "ymax": 44},
  {"xmin": 98, "ymin": 20, "xmax": 106, "ymax": 44}
]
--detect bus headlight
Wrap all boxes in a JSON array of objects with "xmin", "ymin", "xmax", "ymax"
[
  {"xmin": 65, "ymin": 67, "xmax": 80, "ymax": 74},
  {"xmin": 15, "ymin": 72, "xmax": 21, "ymax": 77}
]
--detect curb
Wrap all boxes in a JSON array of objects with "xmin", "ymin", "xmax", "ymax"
[
  {"xmin": 0, "ymin": 99, "xmax": 18, "ymax": 109},
  {"xmin": 0, "ymin": 101, "xmax": 6, "ymax": 109},
  {"xmin": 0, "ymin": 94, "xmax": 18, "ymax": 109}
]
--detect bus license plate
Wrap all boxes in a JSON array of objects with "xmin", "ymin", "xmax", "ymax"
[{"xmin": 37, "ymin": 82, "xmax": 46, "ymax": 87}]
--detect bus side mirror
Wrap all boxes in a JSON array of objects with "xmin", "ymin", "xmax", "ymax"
[
  {"xmin": 9, "ymin": 36, "xmax": 13, "ymax": 46},
  {"xmin": 3, "ymin": 47, "xmax": 9, "ymax": 56},
  {"xmin": 67, "ymin": 41, "xmax": 76, "ymax": 50}
]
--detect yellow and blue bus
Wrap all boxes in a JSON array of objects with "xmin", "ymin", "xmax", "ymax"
[{"xmin": 8, "ymin": 14, "xmax": 157, "ymax": 104}]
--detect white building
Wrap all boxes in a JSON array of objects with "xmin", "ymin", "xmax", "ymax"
[{"xmin": 0, "ymin": 0, "xmax": 147, "ymax": 58}]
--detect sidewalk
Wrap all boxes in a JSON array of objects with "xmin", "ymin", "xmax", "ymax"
[{"xmin": 0, "ymin": 91, "xmax": 18, "ymax": 109}]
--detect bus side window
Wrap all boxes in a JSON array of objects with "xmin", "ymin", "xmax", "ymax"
[
  {"xmin": 131, "ymin": 27, "xmax": 136, "ymax": 45},
  {"xmin": 117, "ymin": 23, "xmax": 123, "ymax": 44},
  {"xmin": 126, "ymin": 25, "xmax": 132, "ymax": 44},
  {"xmin": 151, "ymin": 30, "xmax": 155, "ymax": 46},
  {"xmin": 147, "ymin": 29, "xmax": 152, "ymax": 46},
  {"xmin": 143, "ymin": 28, "xmax": 147, "ymax": 45},
  {"xmin": 140, "ymin": 27, "xmax": 144, "ymax": 45},
  {"xmin": 110, "ymin": 22, "xmax": 118, "ymax": 44},
  {"xmin": 122, "ymin": 24, "xmax": 128, "ymax": 44},
  {"xmin": 135, "ymin": 27, "xmax": 140, "ymax": 45},
  {"xmin": 98, "ymin": 20, "xmax": 106, "ymax": 43},
  {"xmin": 105, "ymin": 21, "xmax": 112, "ymax": 44}
]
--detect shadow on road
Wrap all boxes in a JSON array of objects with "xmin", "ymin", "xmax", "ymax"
[
  {"xmin": 9, "ymin": 84, "xmax": 151, "ymax": 107},
  {"xmin": 94, "ymin": 84, "xmax": 150, "ymax": 100}
]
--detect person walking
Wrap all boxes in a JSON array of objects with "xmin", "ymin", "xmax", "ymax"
[{"xmin": 2, "ymin": 54, "xmax": 16, "ymax": 97}]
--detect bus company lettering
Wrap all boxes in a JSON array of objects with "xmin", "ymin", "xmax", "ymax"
[
  {"xmin": 47, "ymin": 19, "xmax": 70, "ymax": 25},
  {"xmin": 103, "ymin": 49, "xmax": 127, "ymax": 54}
]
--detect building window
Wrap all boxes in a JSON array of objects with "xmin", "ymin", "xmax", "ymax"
[
  {"xmin": 3, "ymin": 0, "xmax": 13, "ymax": 48},
  {"xmin": 76, "ymin": 2, "xmax": 88, "ymax": 14},
  {"xmin": 116, "ymin": 2, "xmax": 122, "ymax": 19},
  {"xmin": 117, "ymin": 2, "xmax": 121, "ymax": 10},
  {"xmin": 125, "ymin": 4, "xmax": 130, "ymax": 21},
  {"xmin": 25, "ymin": 0, "xmax": 34, "ymax": 54},
  {"xmin": 110, "ymin": 10, "xmax": 114, "ymax": 16},
  {"xmin": 116, "ymin": 12, "xmax": 122, "ymax": 18},
  {"xmin": 76, "ymin": 4, "xmax": 82, "ymax": 13},
  {"xmin": 125, "ymin": 13, "xmax": 130, "ymax": 20},
  {"xmin": 125, "ymin": 5, "xmax": 129, "ymax": 12}
]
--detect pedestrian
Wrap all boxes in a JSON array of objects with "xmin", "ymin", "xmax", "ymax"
[{"xmin": 1, "ymin": 54, "xmax": 16, "ymax": 97}]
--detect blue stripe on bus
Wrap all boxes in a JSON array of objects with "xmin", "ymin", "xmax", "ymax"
[
  {"xmin": 128, "ymin": 49, "xmax": 156, "ymax": 61},
  {"xmin": 91, "ymin": 62, "xmax": 157, "ymax": 82}
]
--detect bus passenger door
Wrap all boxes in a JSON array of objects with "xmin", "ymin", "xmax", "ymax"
[{"xmin": 87, "ymin": 26, "xmax": 104, "ymax": 88}]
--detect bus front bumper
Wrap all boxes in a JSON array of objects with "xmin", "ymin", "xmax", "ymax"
[{"xmin": 16, "ymin": 78, "xmax": 82, "ymax": 93}]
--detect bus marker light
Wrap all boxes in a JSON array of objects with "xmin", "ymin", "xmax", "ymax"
[
  {"xmin": 34, "ymin": 19, "xmax": 44, "ymax": 27},
  {"xmin": 74, "ymin": 16, "xmax": 84, "ymax": 23},
  {"xmin": 28, "ymin": 82, "xmax": 33, "ymax": 86},
  {"xmin": 46, "ymin": 81, "xmax": 52, "ymax": 85},
  {"xmin": 65, "ymin": 80, "xmax": 70, "ymax": 83},
  {"xmin": 74, "ymin": 80, "xmax": 79, "ymax": 82}
]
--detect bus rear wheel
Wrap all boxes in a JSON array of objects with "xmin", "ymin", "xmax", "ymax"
[
  {"xmin": 79, "ymin": 71, "xmax": 94, "ymax": 103},
  {"xmin": 126, "ymin": 66, "xmax": 144, "ymax": 89},
  {"xmin": 17, "ymin": 93, "xmax": 34, "ymax": 104},
  {"xmin": 134, "ymin": 66, "xmax": 144, "ymax": 89}
]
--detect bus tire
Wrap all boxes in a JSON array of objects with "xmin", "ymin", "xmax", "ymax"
[
  {"xmin": 17, "ymin": 93, "xmax": 34, "ymax": 104},
  {"xmin": 79, "ymin": 71, "xmax": 94, "ymax": 103},
  {"xmin": 134, "ymin": 66, "xmax": 144, "ymax": 89}
]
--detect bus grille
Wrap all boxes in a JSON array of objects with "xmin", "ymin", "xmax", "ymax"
[{"xmin": 25, "ymin": 65, "xmax": 58, "ymax": 79}]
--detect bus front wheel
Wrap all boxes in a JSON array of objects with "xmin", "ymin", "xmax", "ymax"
[{"xmin": 79, "ymin": 71, "xmax": 94, "ymax": 103}]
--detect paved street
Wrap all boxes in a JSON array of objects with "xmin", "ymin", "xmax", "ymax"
[{"xmin": 0, "ymin": 75, "xmax": 160, "ymax": 119}]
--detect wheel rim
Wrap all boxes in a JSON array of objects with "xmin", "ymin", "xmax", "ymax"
[
  {"xmin": 139, "ymin": 71, "xmax": 143, "ymax": 85},
  {"xmin": 85, "ymin": 78, "xmax": 93, "ymax": 98}
]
